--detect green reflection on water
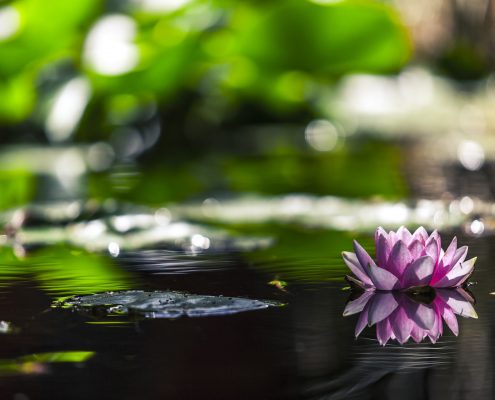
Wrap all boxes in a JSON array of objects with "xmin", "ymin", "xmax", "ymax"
[
  {"xmin": 17, "ymin": 351, "xmax": 95, "ymax": 363},
  {"xmin": 0, "ymin": 351, "xmax": 95, "ymax": 376},
  {"xmin": 0, "ymin": 246, "xmax": 133, "ymax": 296},
  {"xmin": 88, "ymin": 139, "xmax": 407, "ymax": 206},
  {"xmin": 246, "ymin": 226, "xmax": 375, "ymax": 283},
  {"xmin": 33, "ymin": 246, "xmax": 133, "ymax": 296}
]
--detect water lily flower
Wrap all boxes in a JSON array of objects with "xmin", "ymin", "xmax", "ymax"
[
  {"xmin": 342, "ymin": 226, "xmax": 476, "ymax": 290},
  {"xmin": 343, "ymin": 288, "xmax": 477, "ymax": 345}
]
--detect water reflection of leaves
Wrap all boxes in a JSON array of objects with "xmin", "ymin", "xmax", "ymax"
[
  {"xmin": 0, "ymin": 351, "xmax": 95, "ymax": 376},
  {"xmin": 0, "ymin": 245, "xmax": 132, "ymax": 295},
  {"xmin": 343, "ymin": 288, "xmax": 477, "ymax": 345}
]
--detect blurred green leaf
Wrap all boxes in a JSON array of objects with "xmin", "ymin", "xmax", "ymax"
[
  {"xmin": 88, "ymin": 167, "xmax": 204, "ymax": 206},
  {"xmin": 0, "ymin": 0, "xmax": 99, "ymax": 76},
  {"xmin": 0, "ymin": 169, "xmax": 35, "ymax": 211},
  {"xmin": 221, "ymin": 140, "xmax": 407, "ymax": 199},
  {"xmin": 233, "ymin": 0, "xmax": 411, "ymax": 76},
  {"xmin": 0, "ymin": 73, "xmax": 36, "ymax": 122}
]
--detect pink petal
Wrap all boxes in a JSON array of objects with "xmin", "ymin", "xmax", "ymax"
[
  {"xmin": 412, "ymin": 226, "xmax": 428, "ymax": 244},
  {"xmin": 388, "ymin": 240, "xmax": 412, "ymax": 277},
  {"xmin": 345, "ymin": 275, "xmax": 367, "ymax": 290},
  {"xmin": 342, "ymin": 252, "xmax": 374, "ymax": 287},
  {"xmin": 455, "ymin": 257, "xmax": 477, "ymax": 286},
  {"xmin": 388, "ymin": 231, "xmax": 398, "ymax": 248},
  {"xmin": 368, "ymin": 262, "xmax": 399, "ymax": 290},
  {"xmin": 376, "ymin": 234, "xmax": 390, "ymax": 268},
  {"xmin": 450, "ymin": 246, "xmax": 468, "ymax": 269},
  {"xmin": 433, "ymin": 257, "xmax": 476, "ymax": 288},
  {"xmin": 368, "ymin": 292, "xmax": 398, "ymax": 325},
  {"xmin": 408, "ymin": 240, "xmax": 423, "ymax": 260},
  {"xmin": 396, "ymin": 226, "xmax": 412, "ymax": 246},
  {"xmin": 428, "ymin": 230, "xmax": 441, "ymax": 248},
  {"xmin": 430, "ymin": 247, "xmax": 468, "ymax": 286},
  {"xmin": 375, "ymin": 227, "xmax": 388, "ymax": 248},
  {"xmin": 423, "ymin": 231, "xmax": 440, "ymax": 264},
  {"xmin": 401, "ymin": 256, "xmax": 434, "ymax": 288},
  {"xmin": 353, "ymin": 240, "xmax": 374, "ymax": 270},
  {"xmin": 343, "ymin": 290, "xmax": 374, "ymax": 316},
  {"xmin": 440, "ymin": 237, "xmax": 458, "ymax": 267}
]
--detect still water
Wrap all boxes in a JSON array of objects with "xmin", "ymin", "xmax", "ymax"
[{"xmin": 0, "ymin": 224, "xmax": 490, "ymax": 400}]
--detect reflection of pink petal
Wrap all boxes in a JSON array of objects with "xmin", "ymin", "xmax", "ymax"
[
  {"xmin": 436, "ymin": 288, "xmax": 478, "ymax": 319},
  {"xmin": 410, "ymin": 325, "xmax": 424, "ymax": 343},
  {"xmin": 442, "ymin": 305, "xmax": 459, "ymax": 336},
  {"xmin": 346, "ymin": 288, "xmax": 476, "ymax": 345},
  {"xmin": 390, "ymin": 306, "xmax": 413, "ymax": 344},
  {"xmin": 427, "ymin": 308, "xmax": 442, "ymax": 343},
  {"xmin": 368, "ymin": 292, "xmax": 398, "ymax": 325},
  {"xmin": 376, "ymin": 318, "xmax": 393, "ymax": 346},
  {"xmin": 405, "ymin": 300, "xmax": 436, "ymax": 331},
  {"xmin": 343, "ymin": 290, "xmax": 374, "ymax": 316},
  {"xmin": 355, "ymin": 304, "xmax": 369, "ymax": 337}
]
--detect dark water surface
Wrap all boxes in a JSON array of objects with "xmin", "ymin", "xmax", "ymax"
[{"xmin": 0, "ymin": 226, "xmax": 490, "ymax": 400}]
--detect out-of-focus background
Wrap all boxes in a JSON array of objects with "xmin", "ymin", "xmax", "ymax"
[{"xmin": 1, "ymin": 0, "xmax": 494, "ymax": 208}]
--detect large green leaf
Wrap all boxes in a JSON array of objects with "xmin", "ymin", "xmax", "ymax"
[{"xmin": 0, "ymin": 0, "xmax": 99, "ymax": 76}]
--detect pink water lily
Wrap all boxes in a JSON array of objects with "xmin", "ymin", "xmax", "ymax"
[
  {"xmin": 343, "ymin": 288, "xmax": 477, "ymax": 345},
  {"xmin": 342, "ymin": 226, "xmax": 476, "ymax": 290}
]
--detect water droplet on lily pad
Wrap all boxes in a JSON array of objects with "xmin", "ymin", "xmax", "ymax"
[{"xmin": 53, "ymin": 290, "xmax": 282, "ymax": 318}]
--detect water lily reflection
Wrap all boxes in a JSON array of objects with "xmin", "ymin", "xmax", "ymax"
[{"xmin": 343, "ymin": 288, "xmax": 477, "ymax": 346}]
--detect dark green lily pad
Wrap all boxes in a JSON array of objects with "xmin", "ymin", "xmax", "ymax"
[{"xmin": 54, "ymin": 290, "xmax": 282, "ymax": 318}]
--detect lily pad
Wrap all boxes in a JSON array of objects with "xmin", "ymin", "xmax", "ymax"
[{"xmin": 54, "ymin": 290, "xmax": 282, "ymax": 318}]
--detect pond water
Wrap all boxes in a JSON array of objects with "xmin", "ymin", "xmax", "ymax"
[
  {"xmin": 0, "ymin": 224, "xmax": 491, "ymax": 400},
  {"xmin": 0, "ymin": 136, "xmax": 493, "ymax": 399}
]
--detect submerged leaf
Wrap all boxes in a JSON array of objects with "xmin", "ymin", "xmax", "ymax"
[{"xmin": 54, "ymin": 290, "xmax": 282, "ymax": 318}]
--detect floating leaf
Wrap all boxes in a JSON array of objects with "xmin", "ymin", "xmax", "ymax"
[{"xmin": 54, "ymin": 290, "xmax": 282, "ymax": 318}]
